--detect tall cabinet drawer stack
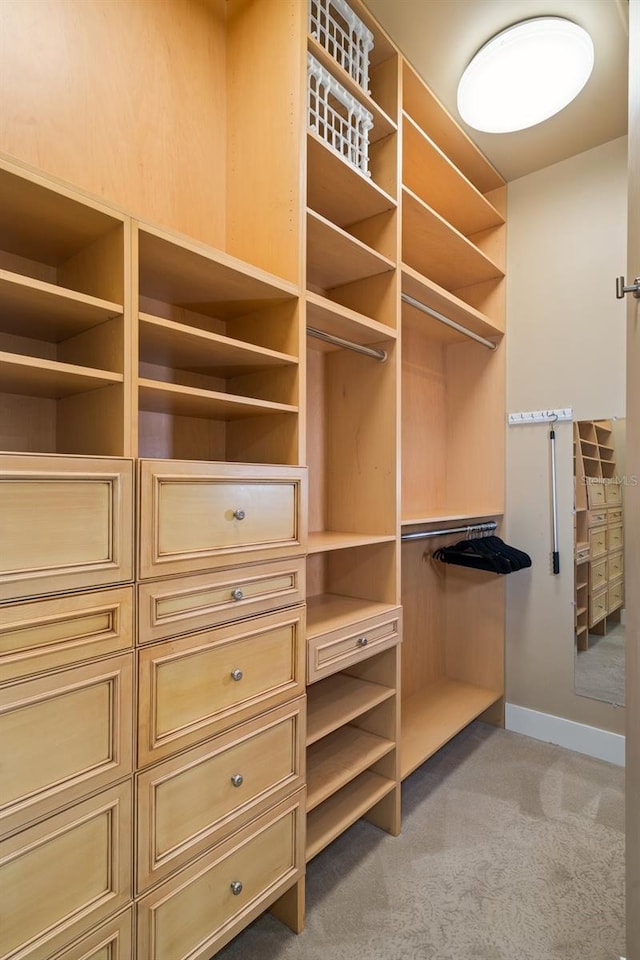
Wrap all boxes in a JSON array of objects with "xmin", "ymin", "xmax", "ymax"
[
  {"xmin": 134, "ymin": 459, "xmax": 308, "ymax": 960},
  {"xmin": 0, "ymin": 454, "xmax": 135, "ymax": 960}
]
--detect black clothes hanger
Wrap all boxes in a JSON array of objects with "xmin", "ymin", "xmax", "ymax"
[{"xmin": 433, "ymin": 535, "xmax": 532, "ymax": 574}]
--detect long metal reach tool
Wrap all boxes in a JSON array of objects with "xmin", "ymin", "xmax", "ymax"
[{"xmin": 549, "ymin": 415, "xmax": 560, "ymax": 574}]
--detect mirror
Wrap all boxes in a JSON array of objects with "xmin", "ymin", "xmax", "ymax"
[{"xmin": 574, "ymin": 418, "xmax": 626, "ymax": 705}]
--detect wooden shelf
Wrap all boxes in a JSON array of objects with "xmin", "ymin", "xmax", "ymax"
[
  {"xmin": 307, "ymin": 133, "xmax": 396, "ymax": 229},
  {"xmin": 401, "ymin": 264, "xmax": 503, "ymax": 343},
  {"xmin": 401, "ymin": 679, "xmax": 502, "ymax": 779},
  {"xmin": 307, "ymin": 36, "xmax": 397, "ymax": 143},
  {"xmin": 138, "ymin": 379, "xmax": 297, "ymax": 420},
  {"xmin": 402, "ymin": 113, "xmax": 504, "ymax": 236},
  {"xmin": 306, "ymin": 769, "xmax": 396, "ymax": 861},
  {"xmin": 307, "ymin": 210, "xmax": 394, "ymax": 290},
  {"xmin": 139, "ymin": 313, "xmax": 297, "ymax": 376},
  {"xmin": 0, "ymin": 353, "xmax": 123, "ymax": 398},
  {"xmin": 402, "ymin": 187, "xmax": 504, "ymax": 291},
  {"xmin": 306, "ymin": 593, "xmax": 400, "ymax": 638},
  {"xmin": 138, "ymin": 226, "xmax": 298, "ymax": 318},
  {"xmin": 0, "ymin": 270, "xmax": 122, "ymax": 341},
  {"xmin": 307, "ymin": 531, "xmax": 396, "ymax": 554},
  {"xmin": 306, "ymin": 291, "xmax": 397, "ymax": 349},
  {"xmin": 307, "ymin": 726, "xmax": 394, "ymax": 811},
  {"xmin": 306, "ymin": 673, "xmax": 395, "ymax": 746},
  {"xmin": 401, "ymin": 510, "xmax": 502, "ymax": 528}
]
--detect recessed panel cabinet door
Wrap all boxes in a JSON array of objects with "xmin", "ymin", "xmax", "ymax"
[
  {"xmin": 137, "ymin": 460, "xmax": 307, "ymax": 580},
  {"xmin": 0, "ymin": 455, "xmax": 134, "ymax": 602}
]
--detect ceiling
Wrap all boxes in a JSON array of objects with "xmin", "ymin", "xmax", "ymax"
[{"xmin": 362, "ymin": 0, "xmax": 629, "ymax": 182}]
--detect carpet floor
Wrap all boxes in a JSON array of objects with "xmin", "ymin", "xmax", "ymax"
[{"xmin": 215, "ymin": 722, "xmax": 625, "ymax": 960}]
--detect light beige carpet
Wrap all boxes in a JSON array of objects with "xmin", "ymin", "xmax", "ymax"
[{"xmin": 216, "ymin": 722, "xmax": 625, "ymax": 960}]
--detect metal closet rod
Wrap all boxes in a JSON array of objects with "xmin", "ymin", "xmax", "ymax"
[
  {"xmin": 401, "ymin": 293, "xmax": 497, "ymax": 351},
  {"xmin": 307, "ymin": 326, "xmax": 388, "ymax": 362},
  {"xmin": 401, "ymin": 520, "xmax": 497, "ymax": 542}
]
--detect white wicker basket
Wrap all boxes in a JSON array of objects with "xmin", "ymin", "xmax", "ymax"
[
  {"xmin": 309, "ymin": 0, "xmax": 374, "ymax": 93},
  {"xmin": 307, "ymin": 53, "xmax": 373, "ymax": 176}
]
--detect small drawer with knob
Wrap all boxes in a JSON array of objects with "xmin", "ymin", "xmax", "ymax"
[
  {"xmin": 137, "ymin": 460, "xmax": 307, "ymax": 580},
  {"xmin": 137, "ymin": 558, "xmax": 306, "ymax": 643},
  {"xmin": 136, "ymin": 790, "xmax": 305, "ymax": 960},
  {"xmin": 307, "ymin": 607, "xmax": 402, "ymax": 683},
  {"xmin": 135, "ymin": 698, "xmax": 305, "ymax": 892},
  {"xmin": 137, "ymin": 605, "xmax": 305, "ymax": 765}
]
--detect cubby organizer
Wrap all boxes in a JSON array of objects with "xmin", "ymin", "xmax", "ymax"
[
  {"xmin": 308, "ymin": 53, "xmax": 373, "ymax": 176},
  {"xmin": 309, "ymin": 0, "xmax": 374, "ymax": 92}
]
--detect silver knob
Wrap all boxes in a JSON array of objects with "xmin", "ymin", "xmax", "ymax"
[
  {"xmin": 357, "ymin": 636, "xmax": 368, "ymax": 647},
  {"xmin": 231, "ymin": 773, "xmax": 244, "ymax": 787},
  {"xmin": 230, "ymin": 669, "xmax": 243, "ymax": 681},
  {"xmin": 230, "ymin": 880, "xmax": 243, "ymax": 896},
  {"xmin": 231, "ymin": 588, "xmax": 244, "ymax": 601},
  {"xmin": 233, "ymin": 509, "xmax": 246, "ymax": 520}
]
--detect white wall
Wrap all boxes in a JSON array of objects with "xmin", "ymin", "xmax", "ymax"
[{"xmin": 505, "ymin": 136, "xmax": 627, "ymax": 736}]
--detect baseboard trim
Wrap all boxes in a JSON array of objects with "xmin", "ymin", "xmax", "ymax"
[{"xmin": 505, "ymin": 703, "xmax": 625, "ymax": 767}]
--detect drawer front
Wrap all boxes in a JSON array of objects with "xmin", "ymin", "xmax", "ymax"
[
  {"xmin": 608, "ymin": 551, "xmax": 624, "ymax": 582},
  {"xmin": 138, "ymin": 460, "xmax": 307, "ymax": 579},
  {"xmin": 138, "ymin": 558, "xmax": 305, "ymax": 644},
  {"xmin": 608, "ymin": 581, "xmax": 624, "ymax": 613},
  {"xmin": 0, "ymin": 587, "xmax": 133, "ymax": 683},
  {"xmin": 575, "ymin": 546, "xmax": 589, "ymax": 564},
  {"xmin": 136, "ymin": 792, "xmax": 304, "ymax": 960},
  {"xmin": 608, "ymin": 523, "xmax": 624, "ymax": 552},
  {"xmin": 607, "ymin": 507, "xmax": 623, "ymax": 525},
  {"xmin": 138, "ymin": 605, "xmax": 305, "ymax": 765},
  {"xmin": 49, "ymin": 908, "xmax": 133, "ymax": 960},
  {"xmin": 586, "ymin": 481, "xmax": 606, "ymax": 507},
  {"xmin": 589, "ymin": 558, "xmax": 608, "ymax": 593},
  {"xmin": 605, "ymin": 481, "xmax": 622, "ymax": 504},
  {"xmin": 589, "ymin": 590, "xmax": 607, "ymax": 627},
  {"xmin": 0, "ymin": 654, "xmax": 133, "ymax": 836},
  {"xmin": 588, "ymin": 528, "xmax": 607, "ymax": 560},
  {"xmin": 307, "ymin": 608, "xmax": 402, "ymax": 683},
  {"xmin": 587, "ymin": 508, "xmax": 607, "ymax": 527},
  {"xmin": 0, "ymin": 455, "xmax": 133, "ymax": 602},
  {"xmin": 0, "ymin": 781, "xmax": 132, "ymax": 960},
  {"xmin": 136, "ymin": 698, "xmax": 305, "ymax": 892}
]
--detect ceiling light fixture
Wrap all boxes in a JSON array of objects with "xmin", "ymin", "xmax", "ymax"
[{"xmin": 457, "ymin": 17, "xmax": 594, "ymax": 134}]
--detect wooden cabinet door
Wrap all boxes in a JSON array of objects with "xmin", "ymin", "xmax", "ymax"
[
  {"xmin": 0, "ymin": 653, "xmax": 133, "ymax": 836},
  {"xmin": 137, "ymin": 460, "xmax": 307, "ymax": 579},
  {"xmin": 0, "ymin": 455, "xmax": 133, "ymax": 602},
  {"xmin": 137, "ymin": 605, "xmax": 306, "ymax": 765},
  {"xmin": 0, "ymin": 781, "xmax": 132, "ymax": 960}
]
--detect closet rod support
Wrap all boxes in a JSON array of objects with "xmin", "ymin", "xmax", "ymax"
[
  {"xmin": 401, "ymin": 294, "xmax": 497, "ymax": 351},
  {"xmin": 307, "ymin": 326, "xmax": 387, "ymax": 361},
  {"xmin": 401, "ymin": 521, "xmax": 497, "ymax": 542}
]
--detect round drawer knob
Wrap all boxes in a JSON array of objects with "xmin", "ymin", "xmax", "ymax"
[
  {"xmin": 230, "ymin": 880, "xmax": 243, "ymax": 896},
  {"xmin": 231, "ymin": 773, "xmax": 244, "ymax": 787},
  {"xmin": 233, "ymin": 509, "xmax": 246, "ymax": 521},
  {"xmin": 230, "ymin": 588, "xmax": 244, "ymax": 601},
  {"xmin": 357, "ymin": 636, "xmax": 368, "ymax": 647},
  {"xmin": 230, "ymin": 669, "xmax": 243, "ymax": 682}
]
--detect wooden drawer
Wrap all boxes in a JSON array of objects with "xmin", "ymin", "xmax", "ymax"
[
  {"xmin": 138, "ymin": 558, "xmax": 305, "ymax": 644},
  {"xmin": 589, "ymin": 558, "xmax": 608, "ymax": 594},
  {"xmin": 575, "ymin": 545, "xmax": 589, "ymax": 564},
  {"xmin": 585, "ymin": 480, "xmax": 606, "ymax": 508},
  {"xmin": 138, "ymin": 605, "xmax": 305, "ymax": 765},
  {"xmin": 607, "ymin": 507, "xmax": 623, "ymax": 525},
  {"xmin": 0, "ymin": 781, "xmax": 132, "ymax": 960},
  {"xmin": 608, "ymin": 523, "xmax": 624, "ymax": 552},
  {"xmin": 137, "ymin": 460, "xmax": 307, "ymax": 580},
  {"xmin": 307, "ymin": 608, "xmax": 402, "ymax": 683},
  {"xmin": 589, "ymin": 589, "xmax": 607, "ymax": 627},
  {"xmin": 608, "ymin": 551, "xmax": 624, "ymax": 582},
  {"xmin": 608, "ymin": 580, "xmax": 624, "ymax": 613},
  {"xmin": 49, "ymin": 908, "xmax": 133, "ymax": 960},
  {"xmin": 605, "ymin": 480, "xmax": 622, "ymax": 505},
  {"xmin": 0, "ymin": 586, "xmax": 133, "ymax": 683},
  {"xmin": 0, "ymin": 455, "xmax": 133, "ymax": 602},
  {"xmin": 136, "ymin": 698, "xmax": 305, "ymax": 893},
  {"xmin": 587, "ymin": 508, "xmax": 608, "ymax": 527},
  {"xmin": 0, "ymin": 653, "xmax": 133, "ymax": 837},
  {"xmin": 136, "ymin": 791, "xmax": 304, "ymax": 960},
  {"xmin": 588, "ymin": 527, "xmax": 607, "ymax": 560}
]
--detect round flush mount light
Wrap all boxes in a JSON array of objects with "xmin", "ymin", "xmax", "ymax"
[{"xmin": 457, "ymin": 17, "xmax": 594, "ymax": 134}]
